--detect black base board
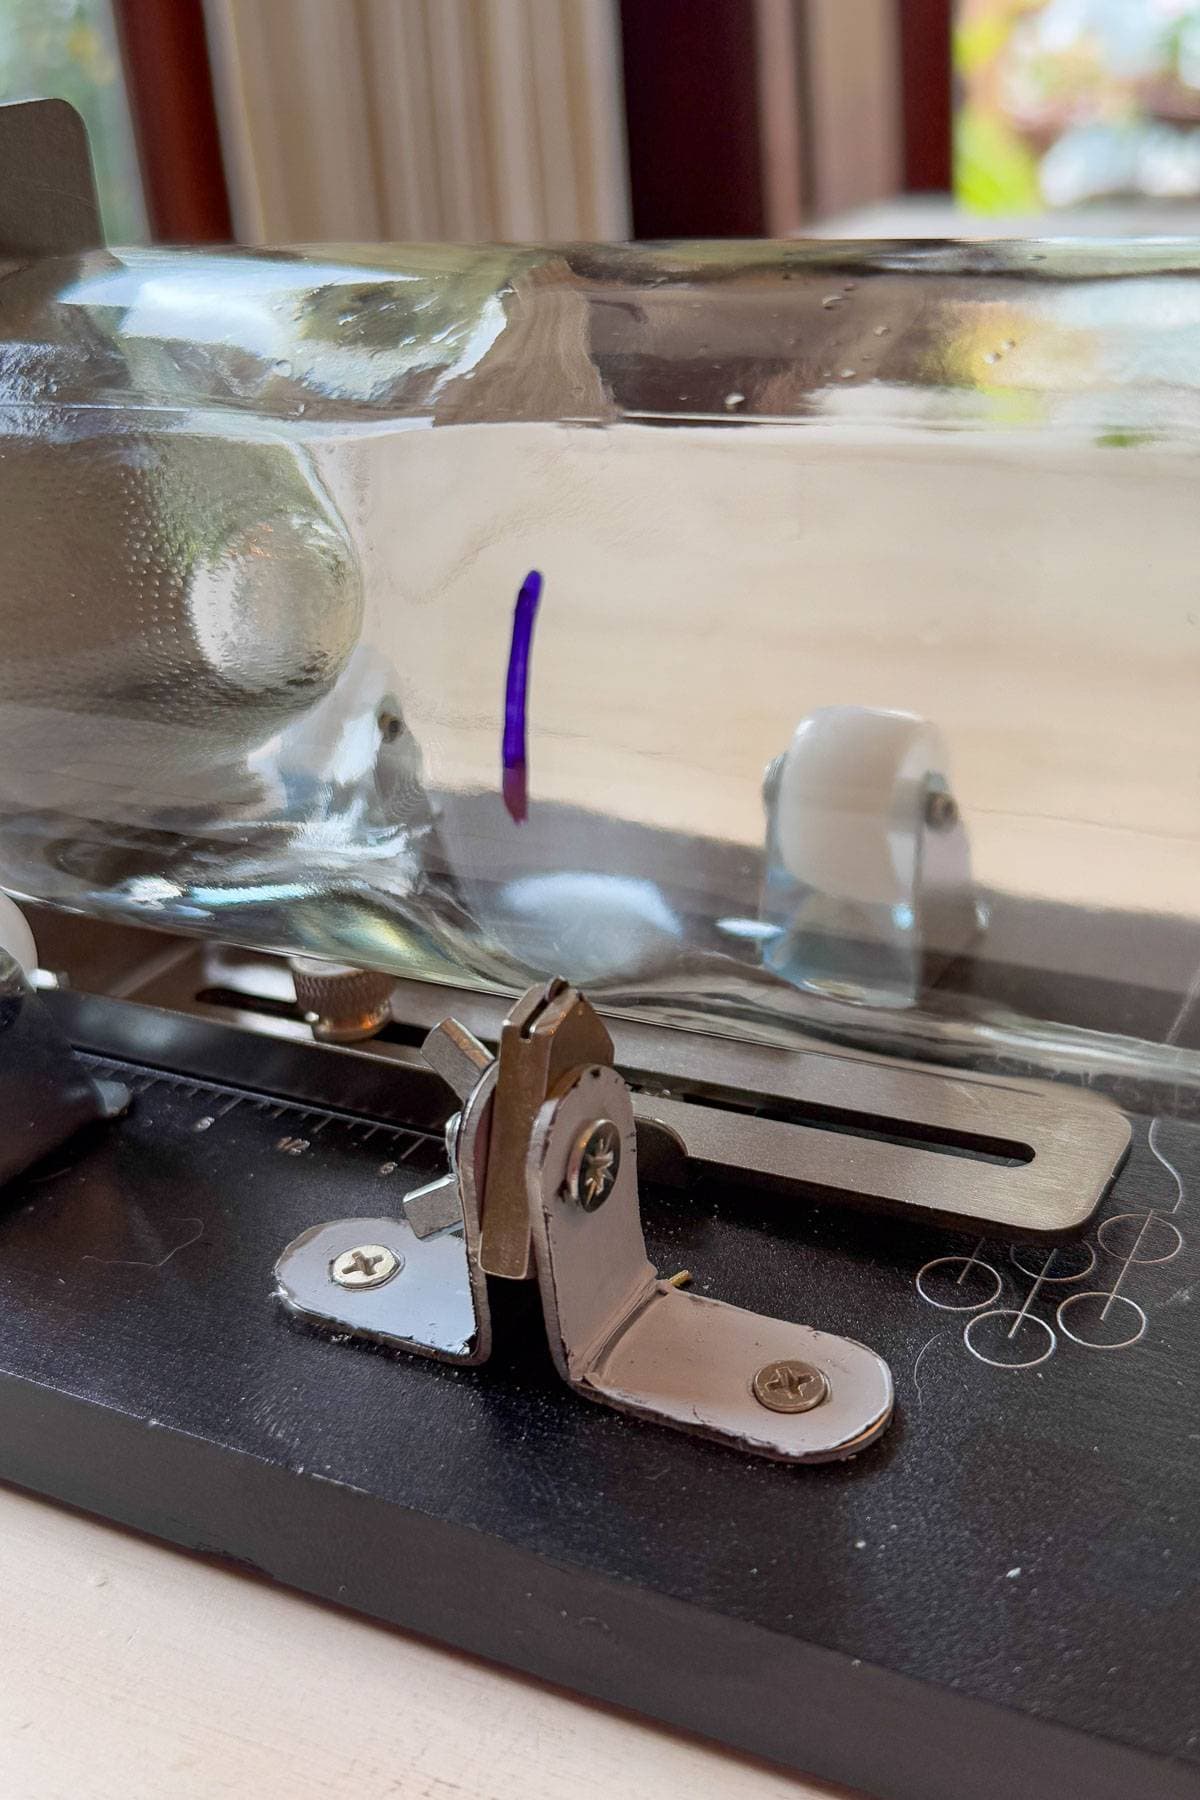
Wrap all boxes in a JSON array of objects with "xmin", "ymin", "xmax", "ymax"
[{"xmin": 0, "ymin": 993, "xmax": 1196, "ymax": 1800}]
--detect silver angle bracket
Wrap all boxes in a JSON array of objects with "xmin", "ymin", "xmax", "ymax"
[{"xmin": 276, "ymin": 980, "xmax": 894, "ymax": 1464}]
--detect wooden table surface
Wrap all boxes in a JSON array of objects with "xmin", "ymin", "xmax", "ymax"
[{"xmin": 0, "ymin": 1484, "xmax": 848, "ymax": 1800}]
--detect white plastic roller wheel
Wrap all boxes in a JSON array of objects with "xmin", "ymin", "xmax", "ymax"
[
  {"xmin": 0, "ymin": 891, "xmax": 37, "ymax": 976},
  {"xmin": 770, "ymin": 706, "xmax": 951, "ymax": 908}
]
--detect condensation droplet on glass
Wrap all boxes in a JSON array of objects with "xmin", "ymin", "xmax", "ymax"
[
  {"xmin": 874, "ymin": 324, "xmax": 890, "ymax": 336},
  {"xmin": 983, "ymin": 351, "xmax": 999, "ymax": 365},
  {"xmin": 724, "ymin": 391, "xmax": 745, "ymax": 410},
  {"xmin": 839, "ymin": 368, "xmax": 856, "ymax": 380},
  {"xmin": 1003, "ymin": 338, "xmax": 1016, "ymax": 351},
  {"xmin": 271, "ymin": 359, "xmax": 293, "ymax": 377},
  {"xmin": 821, "ymin": 294, "xmax": 844, "ymax": 309}
]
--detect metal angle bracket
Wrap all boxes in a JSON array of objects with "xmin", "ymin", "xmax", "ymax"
[
  {"xmin": 275, "ymin": 1060, "xmax": 495, "ymax": 1367},
  {"xmin": 275, "ymin": 980, "xmax": 894, "ymax": 1464},
  {"xmin": 526, "ymin": 1061, "xmax": 892, "ymax": 1461}
]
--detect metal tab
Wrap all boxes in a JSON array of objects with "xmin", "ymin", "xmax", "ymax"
[
  {"xmin": 403, "ymin": 1173, "xmax": 463, "ymax": 1240},
  {"xmin": 479, "ymin": 979, "xmax": 612, "ymax": 1280},
  {"xmin": 421, "ymin": 1018, "xmax": 492, "ymax": 1104}
]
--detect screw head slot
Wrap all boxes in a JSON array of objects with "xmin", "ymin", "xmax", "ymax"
[
  {"xmin": 330, "ymin": 1243, "xmax": 402, "ymax": 1289},
  {"xmin": 752, "ymin": 1359, "xmax": 830, "ymax": 1414},
  {"xmin": 566, "ymin": 1119, "xmax": 622, "ymax": 1211}
]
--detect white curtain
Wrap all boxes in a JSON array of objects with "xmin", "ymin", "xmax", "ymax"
[
  {"xmin": 204, "ymin": 0, "xmax": 630, "ymax": 244},
  {"xmin": 804, "ymin": 0, "xmax": 902, "ymax": 221}
]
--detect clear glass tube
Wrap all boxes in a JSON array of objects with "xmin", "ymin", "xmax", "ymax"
[{"xmin": 0, "ymin": 239, "xmax": 1196, "ymax": 1086}]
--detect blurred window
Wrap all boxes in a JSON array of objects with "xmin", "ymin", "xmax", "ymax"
[
  {"xmin": 958, "ymin": 0, "xmax": 1200, "ymax": 213},
  {"xmin": 0, "ymin": 0, "xmax": 145, "ymax": 240}
]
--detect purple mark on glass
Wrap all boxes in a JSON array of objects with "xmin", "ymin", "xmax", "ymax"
[{"xmin": 502, "ymin": 568, "xmax": 543, "ymax": 823}]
